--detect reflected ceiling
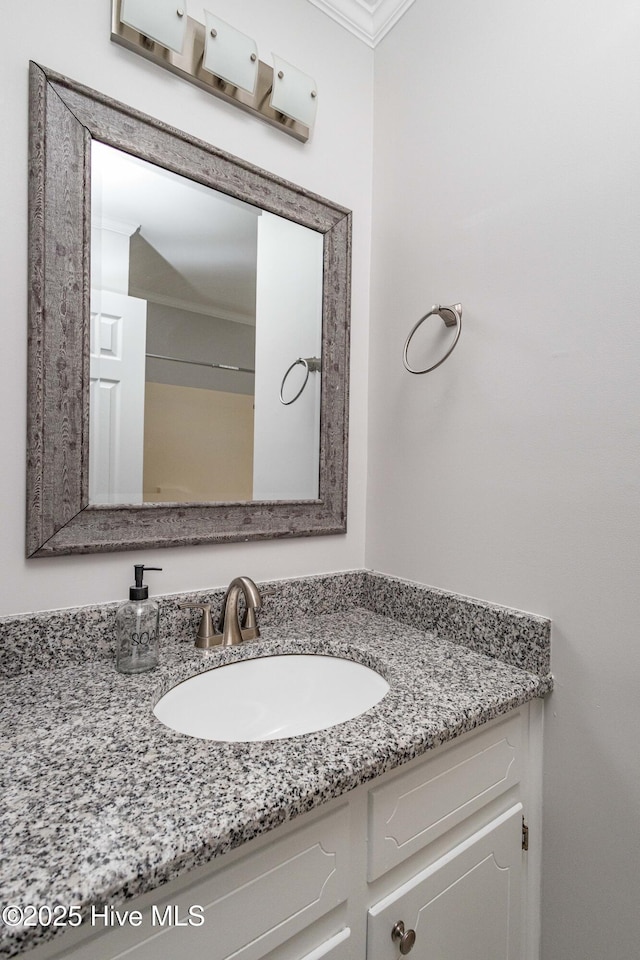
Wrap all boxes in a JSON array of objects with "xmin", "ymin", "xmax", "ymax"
[{"xmin": 93, "ymin": 142, "xmax": 259, "ymax": 324}]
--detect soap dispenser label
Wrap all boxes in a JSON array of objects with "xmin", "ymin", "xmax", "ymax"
[{"xmin": 131, "ymin": 628, "xmax": 157, "ymax": 653}]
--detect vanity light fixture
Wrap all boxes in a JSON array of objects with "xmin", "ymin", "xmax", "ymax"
[
  {"xmin": 119, "ymin": 0, "xmax": 187, "ymax": 54},
  {"xmin": 111, "ymin": 0, "xmax": 317, "ymax": 142},
  {"xmin": 202, "ymin": 12, "xmax": 259, "ymax": 96},
  {"xmin": 270, "ymin": 56, "xmax": 318, "ymax": 128}
]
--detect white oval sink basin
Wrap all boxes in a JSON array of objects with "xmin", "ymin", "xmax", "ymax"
[{"xmin": 153, "ymin": 654, "xmax": 389, "ymax": 742}]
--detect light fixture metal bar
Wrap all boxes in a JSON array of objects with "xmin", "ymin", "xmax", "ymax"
[{"xmin": 110, "ymin": 0, "xmax": 310, "ymax": 142}]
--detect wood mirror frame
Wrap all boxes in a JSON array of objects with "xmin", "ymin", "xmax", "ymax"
[{"xmin": 27, "ymin": 62, "xmax": 351, "ymax": 558}]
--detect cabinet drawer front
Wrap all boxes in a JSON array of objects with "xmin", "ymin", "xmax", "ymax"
[
  {"xmin": 67, "ymin": 805, "xmax": 350, "ymax": 960},
  {"xmin": 367, "ymin": 804, "xmax": 523, "ymax": 960},
  {"xmin": 368, "ymin": 714, "xmax": 521, "ymax": 879},
  {"xmin": 298, "ymin": 927, "xmax": 351, "ymax": 959},
  {"xmin": 168, "ymin": 805, "xmax": 349, "ymax": 960}
]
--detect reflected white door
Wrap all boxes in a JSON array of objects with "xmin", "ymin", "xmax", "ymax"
[{"xmin": 89, "ymin": 289, "xmax": 147, "ymax": 504}]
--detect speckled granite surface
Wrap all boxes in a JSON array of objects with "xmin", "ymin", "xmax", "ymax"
[
  {"xmin": 0, "ymin": 572, "xmax": 368, "ymax": 679},
  {"xmin": 0, "ymin": 570, "xmax": 550, "ymax": 678},
  {"xmin": 361, "ymin": 572, "xmax": 551, "ymax": 676},
  {"xmin": 0, "ymin": 572, "xmax": 551, "ymax": 957}
]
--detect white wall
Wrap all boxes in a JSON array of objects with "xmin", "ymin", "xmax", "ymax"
[
  {"xmin": 253, "ymin": 212, "xmax": 323, "ymax": 499},
  {"xmin": 368, "ymin": 1, "xmax": 640, "ymax": 957},
  {"xmin": 0, "ymin": 0, "xmax": 373, "ymax": 615}
]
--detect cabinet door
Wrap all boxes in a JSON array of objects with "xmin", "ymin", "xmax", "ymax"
[{"xmin": 367, "ymin": 804, "xmax": 523, "ymax": 960}]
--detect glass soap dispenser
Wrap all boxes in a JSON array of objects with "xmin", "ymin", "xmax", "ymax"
[{"xmin": 115, "ymin": 565, "xmax": 163, "ymax": 674}]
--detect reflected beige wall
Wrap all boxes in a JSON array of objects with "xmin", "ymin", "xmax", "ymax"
[{"xmin": 143, "ymin": 382, "xmax": 254, "ymax": 502}]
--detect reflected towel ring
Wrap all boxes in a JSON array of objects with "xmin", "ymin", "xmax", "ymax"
[
  {"xmin": 403, "ymin": 303, "xmax": 463, "ymax": 374},
  {"xmin": 279, "ymin": 356, "xmax": 322, "ymax": 405}
]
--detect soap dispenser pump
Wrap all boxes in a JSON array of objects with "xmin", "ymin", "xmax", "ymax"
[{"xmin": 115, "ymin": 565, "xmax": 163, "ymax": 674}]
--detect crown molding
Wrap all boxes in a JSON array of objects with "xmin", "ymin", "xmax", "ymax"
[{"xmin": 307, "ymin": 0, "xmax": 416, "ymax": 48}]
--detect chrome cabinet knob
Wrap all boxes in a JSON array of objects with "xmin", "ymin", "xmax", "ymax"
[{"xmin": 391, "ymin": 920, "xmax": 416, "ymax": 955}]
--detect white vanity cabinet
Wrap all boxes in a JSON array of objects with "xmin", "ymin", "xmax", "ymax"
[
  {"xmin": 26, "ymin": 703, "xmax": 541, "ymax": 960},
  {"xmin": 365, "ymin": 707, "xmax": 532, "ymax": 960}
]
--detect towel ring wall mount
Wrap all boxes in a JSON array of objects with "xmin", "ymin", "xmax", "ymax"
[
  {"xmin": 402, "ymin": 303, "xmax": 463, "ymax": 374},
  {"xmin": 279, "ymin": 356, "xmax": 322, "ymax": 405}
]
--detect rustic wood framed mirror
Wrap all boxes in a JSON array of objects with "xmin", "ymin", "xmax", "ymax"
[{"xmin": 27, "ymin": 63, "xmax": 351, "ymax": 557}]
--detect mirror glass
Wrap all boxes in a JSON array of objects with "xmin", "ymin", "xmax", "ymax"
[{"xmin": 90, "ymin": 142, "xmax": 323, "ymax": 506}]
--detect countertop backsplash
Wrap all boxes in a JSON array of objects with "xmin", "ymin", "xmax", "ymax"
[{"xmin": 0, "ymin": 570, "xmax": 551, "ymax": 681}]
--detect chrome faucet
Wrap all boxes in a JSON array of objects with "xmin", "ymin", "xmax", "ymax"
[
  {"xmin": 218, "ymin": 576, "xmax": 263, "ymax": 647},
  {"xmin": 179, "ymin": 576, "xmax": 263, "ymax": 649}
]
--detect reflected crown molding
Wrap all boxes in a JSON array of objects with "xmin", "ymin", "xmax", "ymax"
[{"xmin": 306, "ymin": 0, "xmax": 416, "ymax": 47}]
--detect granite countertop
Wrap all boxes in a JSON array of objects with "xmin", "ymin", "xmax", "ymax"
[{"xmin": 0, "ymin": 596, "xmax": 549, "ymax": 958}]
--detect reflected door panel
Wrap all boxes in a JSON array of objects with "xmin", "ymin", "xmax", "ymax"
[{"xmin": 89, "ymin": 290, "xmax": 147, "ymax": 504}]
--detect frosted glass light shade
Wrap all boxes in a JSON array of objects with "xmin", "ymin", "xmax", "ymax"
[
  {"xmin": 120, "ymin": 0, "xmax": 187, "ymax": 54},
  {"xmin": 203, "ymin": 12, "xmax": 259, "ymax": 95},
  {"xmin": 270, "ymin": 55, "xmax": 318, "ymax": 128}
]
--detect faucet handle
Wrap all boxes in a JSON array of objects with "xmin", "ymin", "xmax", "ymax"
[
  {"xmin": 241, "ymin": 603, "xmax": 260, "ymax": 640},
  {"xmin": 179, "ymin": 602, "xmax": 222, "ymax": 649},
  {"xmin": 239, "ymin": 584, "xmax": 277, "ymax": 638}
]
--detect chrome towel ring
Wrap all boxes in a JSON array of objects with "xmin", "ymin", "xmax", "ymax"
[
  {"xmin": 402, "ymin": 303, "xmax": 463, "ymax": 374},
  {"xmin": 279, "ymin": 356, "xmax": 322, "ymax": 405}
]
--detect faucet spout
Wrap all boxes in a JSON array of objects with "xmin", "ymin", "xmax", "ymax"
[{"xmin": 219, "ymin": 576, "xmax": 263, "ymax": 646}]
